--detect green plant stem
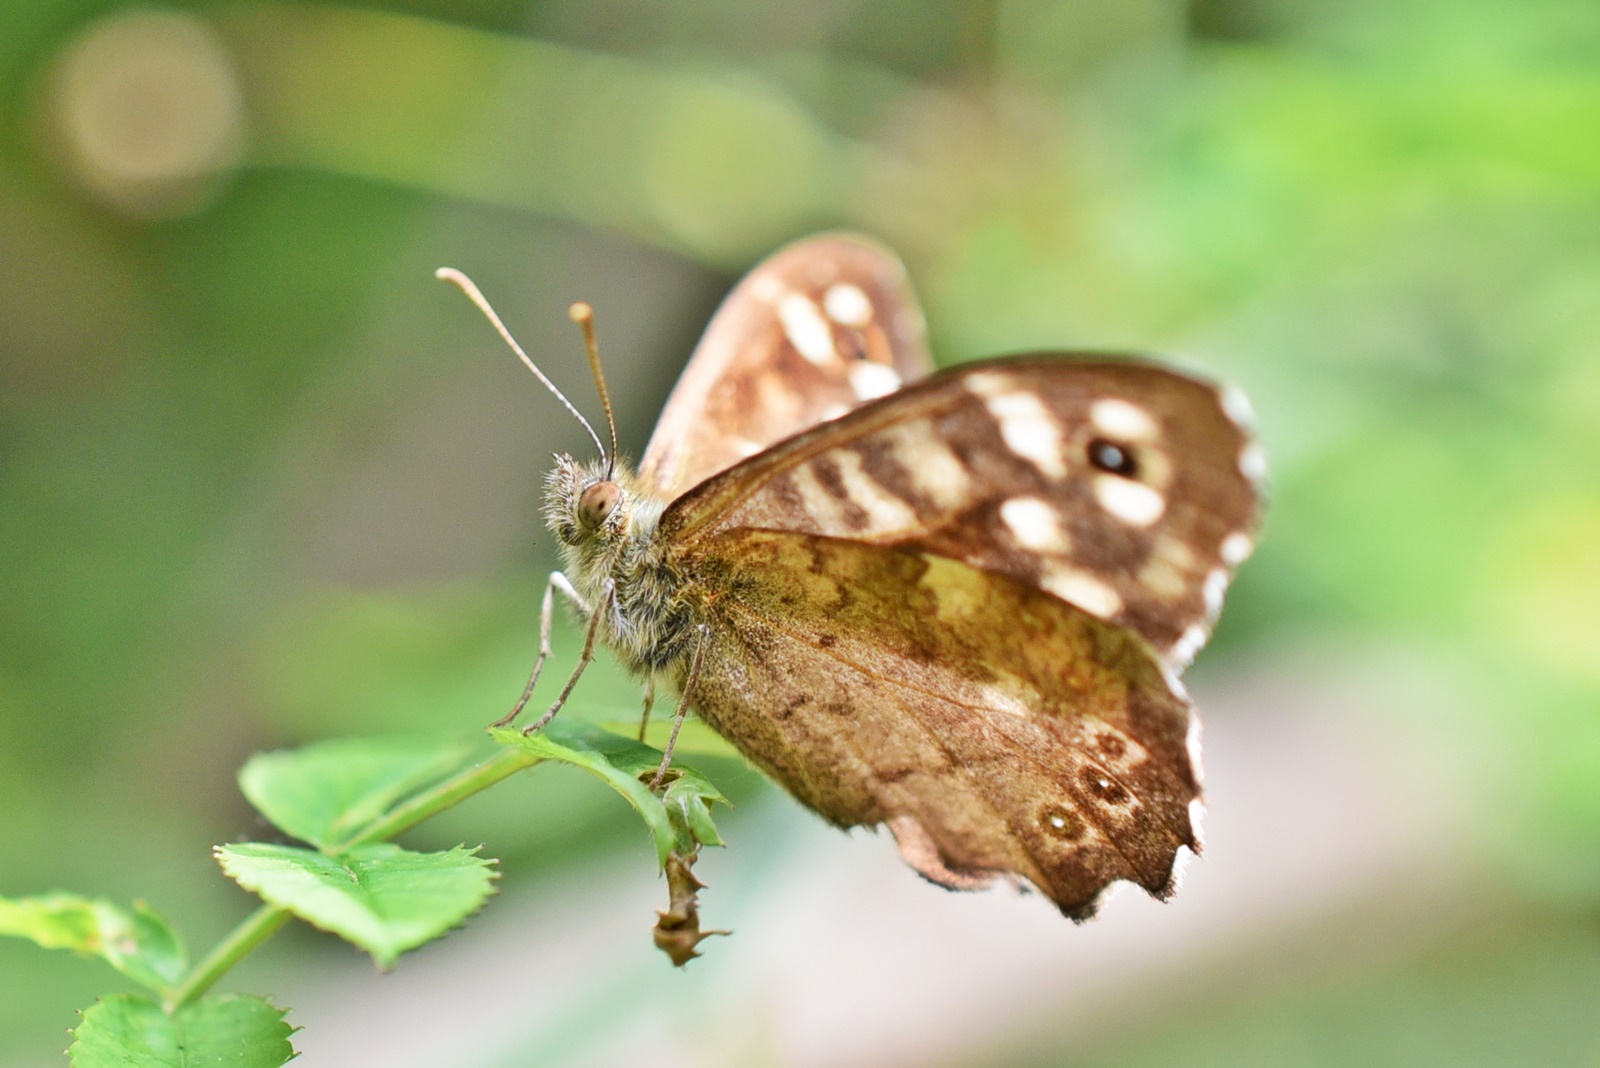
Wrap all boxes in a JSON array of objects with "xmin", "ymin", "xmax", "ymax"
[
  {"xmin": 169, "ymin": 742, "xmax": 544, "ymax": 1009},
  {"xmin": 341, "ymin": 745, "xmax": 543, "ymax": 849},
  {"xmin": 166, "ymin": 904, "xmax": 290, "ymax": 1011}
]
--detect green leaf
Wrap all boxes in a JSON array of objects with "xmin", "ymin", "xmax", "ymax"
[
  {"xmin": 491, "ymin": 720, "xmax": 727, "ymax": 865},
  {"xmin": 70, "ymin": 993, "xmax": 295, "ymax": 1068},
  {"xmin": 663, "ymin": 774, "xmax": 725, "ymax": 849},
  {"xmin": 0, "ymin": 893, "xmax": 186, "ymax": 994},
  {"xmin": 239, "ymin": 735, "xmax": 476, "ymax": 850},
  {"xmin": 215, "ymin": 842, "xmax": 496, "ymax": 968}
]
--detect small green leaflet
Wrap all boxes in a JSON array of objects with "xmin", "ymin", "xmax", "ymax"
[
  {"xmin": 239, "ymin": 735, "xmax": 475, "ymax": 850},
  {"xmin": 0, "ymin": 893, "xmax": 186, "ymax": 995},
  {"xmin": 492, "ymin": 720, "xmax": 727, "ymax": 866},
  {"xmin": 70, "ymin": 993, "xmax": 295, "ymax": 1068},
  {"xmin": 215, "ymin": 842, "xmax": 496, "ymax": 968}
]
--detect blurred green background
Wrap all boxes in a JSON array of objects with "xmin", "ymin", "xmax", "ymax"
[{"xmin": 3, "ymin": 0, "xmax": 1598, "ymax": 1064}]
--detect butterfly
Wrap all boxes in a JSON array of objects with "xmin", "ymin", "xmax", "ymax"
[{"xmin": 439, "ymin": 234, "xmax": 1262, "ymax": 920}]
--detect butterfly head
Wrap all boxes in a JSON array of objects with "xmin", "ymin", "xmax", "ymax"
[
  {"xmin": 544, "ymin": 452, "xmax": 672, "ymax": 615},
  {"xmin": 545, "ymin": 454, "xmax": 632, "ymax": 546}
]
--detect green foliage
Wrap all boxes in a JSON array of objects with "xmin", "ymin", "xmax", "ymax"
[
  {"xmin": 238, "ymin": 736, "xmax": 476, "ymax": 851},
  {"xmin": 497, "ymin": 721, "xmax": 729, "ymax": 867},
  {"xmin": 0, "ymin": 895, "xmax": 185, "ymax": 997},
  {"xmin": 6, "ymin": 727, "xmax": 724, "ymax": 1064},
  {"xmin": 70, "ymin": 994, "xmax": 295, "ymax": 1068},
  {"xmin": 215, "ymin": 843, "xmax": 495, "ymax": 968}
]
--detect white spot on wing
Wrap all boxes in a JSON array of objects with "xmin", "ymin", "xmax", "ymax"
[
  {"xmin": 1138, "ymin": 554, "xmax": 1188, "ymax": 600},
  {"xmin": 849, "ymin": 361, "xmax": 901, "ymax": 400},
  {"xmin": 1220, "ymin": 384, "xmax": 1256, "ymax": 429},
  {"xmin": 788, "ymin": 464, "xmax": 847, "ymax": 530},
  {"xmin": 1090, "ymin": 398, "xmax": 1159, "ymax": 441},
  {"xmin": 1169, "ymin": 842, "xmax": 1198, "ymax": 889},
  {"xmin": 1202, "ymin": 567, "xmax": 1229, "ymax": 618},
  {"xmin": 964, "ymin": 370, "xmax": 1013, "ymax": 399},
  {"xmin": 1238, "ymin": 442, "xmax": 1268, "ymax": 483},
  {"xmin": 833, "ymin": 451, "xmax": 918, "ymax": 533},
  {"xmin": 777, "ymin": 293, "xmax": 835, "ymax": 366},
  {"xmin": 1041, "ymin": 566, "xmax": 1123, "ymax": 619},
  {"xmin": 1093, "ymin": 475, "xmax": 1166, "ymax": 526},
  {"xmin": 1186, "ymin": 709, "xmax": 1205, "ymax": 794},
  {"xmin": 999, "ymin": 496, "xmax": 1069, "ymax": 551},
  {"xmin": 750, "ymin": 274, "xmax": 781, "ymax": 302},
  {"xmin": 1169, "ymin": 623, "xmax": 1209, "ymax": 667},
  {"xmin": 976, "ymin": 387, "xmax": 1067, "ymax": 478},
  {"xmin": 882, "ymin": 422, "xmax": 971, "ymax": 510},
  {"xmin": 1221, "ymin": 531, "xmax": 1254, "ymax": 566},
  {"xmin": 1186, "ymin": 800, "xmax": 1206, "ymax": 854},
  {"xmin": 823, "ymin": 283, "xmax": 872, "ymax": 327},
  {"xmin": 1154, "ymin": 534, "xmax": 1196, "ymax": 571},
  {"xmin": 1163, "ymin": 663, "xmax": 1190, "ymax": 702}
]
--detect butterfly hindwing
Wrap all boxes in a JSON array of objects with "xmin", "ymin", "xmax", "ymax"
[
  {"xmin": 682, "ymin": 530, "xmax": 1200, "ymax": 918},
  {"xmin": 637, "ymin": 234, "xmax": 933, "ymax": 501},
  {"xmin": 663, "ymin": 355, "xmax": 1262, "ymax": 668}
]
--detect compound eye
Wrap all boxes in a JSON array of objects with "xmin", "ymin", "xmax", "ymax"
[{"xmin": 577, "ymin": 480, "xmax": 621, "ymax": 528}]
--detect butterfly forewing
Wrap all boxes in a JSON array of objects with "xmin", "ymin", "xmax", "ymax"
[
  {"xmin": 637, "ymin": 234, "xmax": 933, "ymax": 501},
  {"xmin": 662, "ymin": 356, "xmax": 1262, "ymax": 668}
]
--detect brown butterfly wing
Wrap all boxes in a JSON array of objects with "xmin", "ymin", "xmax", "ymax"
[
  {"xmin": 657, "ymin": 355, "xmax": 1256, "ymax": 913},
  {"xmin": 679, "ymin": 530, "xmax": 1200, "ymax": 918},
  {"xmin": 666, "ymin": 355, "xmax": 1262, "ymax": 668},
  {"xmin": 637, "ymin": 233, "xmax": 933, "ymax": 501}
]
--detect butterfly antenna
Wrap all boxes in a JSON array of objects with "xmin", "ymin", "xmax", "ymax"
[
  {"xmin": 435, "ymin": 268, "xmax": 608, "ymax": 464},
  {"xmin": 567, "ymin": 301, "xmax": 619, "ymax": 480}
]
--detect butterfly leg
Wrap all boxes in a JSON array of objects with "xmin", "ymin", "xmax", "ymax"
[
  {"xmin": 523, "ymin": 579, "xmax": 614, "ymax": 736},
  {"xmin": 491, "ymin": 571, "xmax": 591, "ymax": 730},
  {"xmin": 647, "ymin": 624, "xmax": 709, "ymax": 791},
  {"xmin": 636, "ymin": 676, "xmax": 656, "ymax": 743}
]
